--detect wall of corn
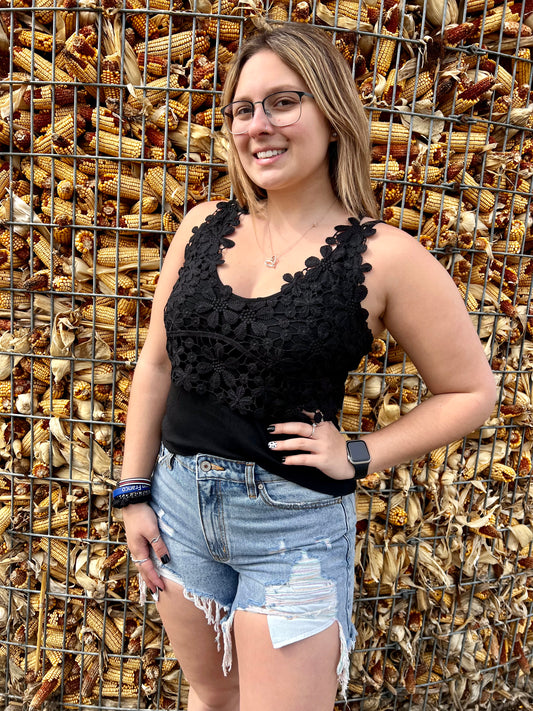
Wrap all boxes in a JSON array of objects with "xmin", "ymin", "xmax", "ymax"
[{"xmin": 0, "ymin": 0, "xmax": 532, "ymax": 708}]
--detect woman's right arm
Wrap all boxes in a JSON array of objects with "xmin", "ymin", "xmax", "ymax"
[{"xmin": 120, "ymin": 201, "xmax": 220, "ymax": 593}]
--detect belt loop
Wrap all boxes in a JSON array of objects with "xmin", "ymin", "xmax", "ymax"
[{"xmin": 245, "ymin": 462, "xmax": 257, "ymax": 499}]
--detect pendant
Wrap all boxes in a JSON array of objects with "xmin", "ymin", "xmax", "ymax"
[{"xmin": 265, "ymin": 255, "xmax": 279, "ymax": 268}]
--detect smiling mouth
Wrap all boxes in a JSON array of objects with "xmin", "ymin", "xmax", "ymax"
[{"xmin": 255, "ymin": 149, "xmax": 287, "ymax": 159}]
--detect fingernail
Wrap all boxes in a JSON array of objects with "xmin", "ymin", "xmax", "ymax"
[
  {"xmin": 268, "ymin": 441, "xmax": 277, "ymax": 449},
  {"xmin": 281, "ymin": 457, "xmax": 286, "ymax": 463},
  {"xmin": 157, "ymin": 586, "xmax": 164, "ymax": 592},
  {"xmin": 267, "ymin": 425, "xmax": 275, "ymax": 432},
  {"xmin": 160, "ymin": 554, "xmax": 170, "ymax": 565}
]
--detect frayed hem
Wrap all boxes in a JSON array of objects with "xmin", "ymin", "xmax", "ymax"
[{"xmin": 337, "ymin": 623, "xmax": 355, "ymax": 699}]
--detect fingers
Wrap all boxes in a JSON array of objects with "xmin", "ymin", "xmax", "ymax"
[
  {"xmin": 267, "ymin": 436, "xmax": 318, "ymax": 453},
  {"xmin": 268, "ymin": 421, "xmax": 317, "ymax": 439}
]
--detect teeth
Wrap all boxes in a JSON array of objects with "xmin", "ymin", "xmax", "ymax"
[{"xmin": 256, "ymin": 149, "xmax": 285, "ymax": 159}]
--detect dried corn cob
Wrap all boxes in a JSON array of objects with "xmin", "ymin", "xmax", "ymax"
[
  {"xmin": 84, "ymin": 131, "xmax": 145, "ymax": 159},
  {"xmin": 135, "ymin": 30, "xmax": 210, "ymax": 61}
]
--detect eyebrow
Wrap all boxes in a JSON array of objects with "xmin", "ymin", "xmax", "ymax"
[{"xmin": 232, "ymin": 86, "xmax": 305, "ymax": 102}]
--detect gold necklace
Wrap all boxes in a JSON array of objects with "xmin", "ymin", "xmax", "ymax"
[{"xmin": 263, "ymin": 198, "xmax": 338, "ymax": 269}]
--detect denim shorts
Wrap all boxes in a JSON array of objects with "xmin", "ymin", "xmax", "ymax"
[{"xmin": 149, "ymin": 444, "xmax": 357, "ymax": 696}]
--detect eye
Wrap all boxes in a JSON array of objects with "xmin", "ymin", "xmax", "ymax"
[
  {"xmin": 233, "ymin": 102, "xmax": 253, "ymax": 118},
  {"xmin": 270, "ymin": 93, "xmax": 300, "ymax": 110}
]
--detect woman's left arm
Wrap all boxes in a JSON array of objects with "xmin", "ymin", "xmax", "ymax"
[{"xmin": 270, "ymin": 223, "xmax": 498, "ymax": 480}]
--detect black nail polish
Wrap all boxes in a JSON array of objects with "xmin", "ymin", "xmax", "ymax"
[
  {"xmin": 281, "ymin": 457, "xmax": 286, "ymax": 463},
  {"xmin": 267, "ymin": 425, "xmax": 275, "ymax": 432},
  {"xmin": 160, "ymin": 554, "xmax": 170, "ymax": 565},
  {"xmin": 157, "ymin": 586, "xmax": 164, "ymax": 592}
]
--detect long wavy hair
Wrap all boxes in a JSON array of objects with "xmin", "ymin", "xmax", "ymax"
[{"xmin": 221, "ymin": 23, "xmax": 378, "ymax": 219}]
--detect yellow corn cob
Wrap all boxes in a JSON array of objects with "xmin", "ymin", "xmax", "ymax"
[
  {"xmin": 422, "ymin": 191, "xmax": 463, "ymax": 215},
  {"xmin": 96, "ymin": 246, "xmax": 160, "ymax": 268},
  {"xmin": 356, "ymin": 494, "xmax": 386, "ymax": 518},
  {"xmin": 120, "ymin": 213, "xmax": 163, "ymax": 231},
  {"xmin": 0, "ymin": 505, "xmax": 11, "ymax": 536},
  {"xmin": 101, "ymin": 56, "xmax": 123, "ymax": 102},
  {"xmin": 34, "ymin": 505, "xmax": 87, "ymax": 533},
  {"xmin": 128, "ymin": 74, "xmax": 184, "ymax": 111},
  {"xmin": 135, "ymin": 30, "xmax": 210, "ymax": 61},
  {"xmin": 194, "ymin": 106, "xmax": 224, "ymax": 128},
  {"xmin": 63, "ymin": 35, "xmax": 99, "ymax": 95},
  {"xmin": 459, "ymin": 170, "xmax": 495, "ymax": 211},
  {"xmin": 40, "ymin": 399, "xmax": 71, "ymax": 417},
  {"xmin": 20, "ymin": 160, "xmax": 52, "ymax": 190},
  {"xmin": 205, "ymin": 18, "xmax": 241, "ymax": 41},
  {"xmin": 40, "ymin": 538, "xmax": 71, "ymax": 568},
  {"xmin": 146, "ymin": 166, "xmax": 187, "ymax": 208},
  {"xmin": 211, "ymin": 174, "xmax": 232, "ymax": 198},
  {"xmin": 85, "ymin": 607, "xmax": 123, "ymax": 653},
  {"xmin": 34, "ymin": 115, "xmax": 86, "ymax": 154},
  {"xmin": 128, "ymin": 195, "xmax": 160, "ymax": 215},
  {"xmin": 85, "ymin": 131, "xmax": 144, "ymax": 160},
  {"xmin": 330, "ymin": 0, "xmax": 368, "ymax": 23},
  {"xmin": 122, "ymin": 327, "xmax": 149, "ymax": 346},
  {"xmin": 342, "ymin": 394, "xmax": 373, "ymax": 416},
  {"xmin": 490, "ymin": 462, "xmax": 516, "ymax": 482},
  {"xmin": 443, "ymin": 130, "xmax": 489, "ymax": 151},
  {"xmin": 98, "ymin": 173, "xmax": 155, "ymax": 201},
  {"xmin": 429, "ymin": 439, "xmax": 463, "ymax": 468},
  {"xmin": 34, "ymin": 0, "xmax": 55, "ymax": 23},
  {"xmin": 388, "ymin": 505, "xmax": 408, "ymax": 526},
  {"xmin": 98, "ymin": 271, "xmax": 135, "ymax": 294},
  {"xmin": 466, "ymin": 0, "xmax": 494, "ymax": 11},
  {"xmin": 385, "ymin": 360, "xmax": 419, "ymax": 385},
  {"xmin": 268, "ymin": 1, "xmax": 289, "ymax": 21},
  {"xmin": 480, "ymin": 6, "xmax": 518, "ymax": 36},
  {"xmin": 370, "ymin": 161, "xmax": 402, "ymax": 180},
  {"xmin": 370, "ymin": 121, "xmax": 411, "ymax": 145},
  {"xmin": 56, "ymin": 181, "xmax": 73, "ymax": 201},
  {"xmin": 13, "ymin": 46, "xmax": 71, "ymax": 82},
  {"xmin": 81, "ymin": 303, "xmax": 118, "ymax": 325},
  {"xmin": 127, "ymin": 0, "xmax": 160, "ymax": 38},
  {"xmin": 36, "ymin": 157, "xmax": 88, "ymax": 186},
  {"xmin": 15, "ymin": 29, "xmax": 55, "ymax": 52},
  {"xmin": 382, "ymin": 206, "xmax": 421, "ymax": 230},
  {"xmin": 402, "ymin": 71, "xmax": 434, "ymax": 102},
  {"xmin": 516, "ymin": 48, "xmax": 531, "ymax": 87},
  {"xmin": 103, "ymin": 667, "xmax": 138, "ymax": 686},
  {"xmin": 21, "ymin": 420, "xmax": 50, "ymax": 457}
]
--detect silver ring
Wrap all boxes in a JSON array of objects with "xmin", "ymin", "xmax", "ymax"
[
  {"xmin": 308, "ymin": 423, "xmax": 317, "ymax": 438},
  {"xmin": 131, "ymin": 557, "xmax": 149, "ymax": 565},
  {"xmin": 150, "ymin": 535, "xmax": 161, "ymax": 545}
]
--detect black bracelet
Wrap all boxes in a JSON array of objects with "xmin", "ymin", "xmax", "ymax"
[{"xmin": 112, "ymin": 488, "xmax": 152, "ymax": 509}]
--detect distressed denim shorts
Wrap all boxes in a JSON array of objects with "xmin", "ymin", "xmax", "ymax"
[{"xmin": 149, "ymin": 444, "xmax": 357, "ymax": 695}]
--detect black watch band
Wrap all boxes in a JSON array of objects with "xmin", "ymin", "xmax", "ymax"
[{"xmin": 346, "ymin": 439, "xmax": 371, "ymax": 479}]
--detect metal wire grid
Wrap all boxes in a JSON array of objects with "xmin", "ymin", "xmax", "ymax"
[{"xmin": 0, "ymin": 0, "xmax": 532, "ymax": 708}]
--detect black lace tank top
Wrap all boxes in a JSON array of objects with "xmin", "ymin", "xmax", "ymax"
[{"xmin": 161, "ymin": 200, "xmax": 377, "ymax": 495}]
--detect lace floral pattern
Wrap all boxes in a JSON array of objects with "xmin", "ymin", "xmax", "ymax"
[{"xmin": 164, "ymin": 201, "xmax": 377, "ymax": 422}]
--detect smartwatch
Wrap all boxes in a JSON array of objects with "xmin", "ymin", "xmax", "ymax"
[{"xmin": 346, "ymin": 439, "xmax": 371, "ymax": 479}]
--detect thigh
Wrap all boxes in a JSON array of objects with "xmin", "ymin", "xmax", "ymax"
[
  {"xmin": 234, "ymin": 610, "xmax": 339, "ymax": 711},
  {"xmin": 157, "ymin": 578, "xmax": 239, "ymax": 708}
]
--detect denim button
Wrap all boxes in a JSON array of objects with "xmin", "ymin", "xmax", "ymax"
[
  {"xmin": 200, "ymin": 461, "xmax": 212, "ymax": 472},
  {"xmin": 257, "ymin": 483, "xmax": 263, "ymax": 489}
]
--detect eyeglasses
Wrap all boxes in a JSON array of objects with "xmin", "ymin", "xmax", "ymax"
[{"xmin": 221, "ymin": 90, "xmax": 314, "ymax": 135}]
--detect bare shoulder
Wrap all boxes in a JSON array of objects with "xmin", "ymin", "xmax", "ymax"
[{"xmin": 364, "ymin": 219, "xmax": 434, "ymax": 267}]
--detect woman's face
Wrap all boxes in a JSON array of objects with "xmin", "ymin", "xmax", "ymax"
[{"xmin": 230, "ymin": 50, "xmax": 334, "ymax": 197}]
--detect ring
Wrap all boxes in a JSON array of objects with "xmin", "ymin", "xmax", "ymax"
[
  {"xmin": 150, "ymin": 535, "xmax": 161, "ymax": 544},
  {"xmin": 308, "ymin": 422, "xmax": 317, "ymax": 438},
  {"xmin": 131, "ymin": 557, "xmax": 149, "ymax": 565}
]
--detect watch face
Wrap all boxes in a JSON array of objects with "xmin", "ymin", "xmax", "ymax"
[{"xmin": 347, "ymin": 439, "xmax": 370, "ymax": 463}]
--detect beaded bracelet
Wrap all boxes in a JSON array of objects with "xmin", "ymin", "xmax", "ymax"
[{"xmin": 112, "ymin": 477, "xmax": 152, "ymax": 509}]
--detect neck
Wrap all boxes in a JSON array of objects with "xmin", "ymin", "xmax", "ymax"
[{"xmin": 263, "ymin": 186, "xmax": 340, "ymax": 232}]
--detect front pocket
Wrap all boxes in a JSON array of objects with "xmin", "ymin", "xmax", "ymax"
[{"xmin": 257, "ymin": 475, "xmax": 342, "ymax": 510}]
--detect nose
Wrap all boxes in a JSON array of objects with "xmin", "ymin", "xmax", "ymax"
[{"xmin": 246, "ymin": 102, "xmax": 274, "ymax": 136}]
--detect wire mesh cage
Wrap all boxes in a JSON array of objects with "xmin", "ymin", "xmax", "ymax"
[{"xmin": 0, "ymin": 0, "xmax": 532, "ymax": 708}]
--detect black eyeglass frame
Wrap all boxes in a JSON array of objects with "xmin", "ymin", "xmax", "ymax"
[{"xmin": 221, "ymin": 90, "xmax": 314, "ymax": 135}]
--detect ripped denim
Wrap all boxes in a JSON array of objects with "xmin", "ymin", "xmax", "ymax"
[{"xmin": 148, "ymin": 445, "xmax": 357, "ymax": 697}]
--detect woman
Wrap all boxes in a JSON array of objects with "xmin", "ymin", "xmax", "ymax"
[{"xmin": 119, "ymin": 23, "xmax": 496, "ymax": 711}]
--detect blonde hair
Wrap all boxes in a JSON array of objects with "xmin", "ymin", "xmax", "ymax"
[{"xmin": 221, "ymin": 23, "xmax": 378, "ymax": 219}]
